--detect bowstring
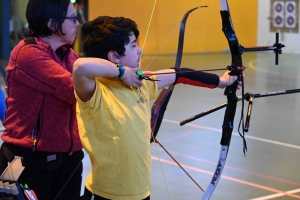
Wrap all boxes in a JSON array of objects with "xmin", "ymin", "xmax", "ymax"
[
  {"xmin": 143, "ymin": 22, "xmax": 181, "ymax": 71},
  {"xmin": 54, "ymin": 151, "xmax": 88, "ymax": 200},
  {"xmin": 141, "ymin": 0, "xmax": 171, "ymax": 199},
  {"xmin": 151, "ymin": 134, "xmax": 171, "ymax": 199},
  {"xmin": 139, "ymin": 0, "xmax": 157, "ymax": 67}
]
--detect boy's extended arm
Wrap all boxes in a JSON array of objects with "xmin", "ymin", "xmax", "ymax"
[
  {"xmin": 73, "ymin": 58, "xmax": 142, "ymax": 101},
  {"xmin": 153, "ymin": 68, "xmax": 239, "ymax": 90}
]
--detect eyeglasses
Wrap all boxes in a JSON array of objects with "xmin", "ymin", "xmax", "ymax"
[{"xmin": 64, "ymin": 15, "xmax": 77, "ymax": 24}]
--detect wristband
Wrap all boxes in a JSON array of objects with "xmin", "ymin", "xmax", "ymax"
[{"xmin": 115, "ymin": 63, "xmax": 125, "ymax": 78}]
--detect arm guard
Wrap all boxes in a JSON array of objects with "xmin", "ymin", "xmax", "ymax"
[{"xmin": 173, "ymin": 68, "xmax": 219, "ymax": 88}]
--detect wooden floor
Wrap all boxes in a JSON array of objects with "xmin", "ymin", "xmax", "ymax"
[{"xmin": 1, "ymin": 51, "xmax": 300, "ymax": 200}]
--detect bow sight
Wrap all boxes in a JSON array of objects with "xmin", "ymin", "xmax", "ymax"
[
  {"xmin": 180, "ymin": 31, "xmax": 286, "ymax": 127},
  {"xmin": 242, "ymin": 32, "xmax": 285, "ymax": 65}
]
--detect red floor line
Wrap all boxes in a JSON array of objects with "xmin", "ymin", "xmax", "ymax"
[
  {"xmin": 152, "ymin": 156, "xmax": 300, "ymax": 199},
  {"xmin": 155, "ymin": 148, "xmax": 300, "ymax": 187},
  {"xmin": 158, "ymin": 127, "xmax": 195, "ymax": 143}
]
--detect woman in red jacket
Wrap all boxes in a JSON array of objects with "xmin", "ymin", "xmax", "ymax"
[{"xmin": 0, "ymin": 0, "xmax": 83, "ymax": 199}]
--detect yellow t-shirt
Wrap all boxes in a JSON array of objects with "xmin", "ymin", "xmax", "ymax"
[{"xmin": 75, "ymin": 77, "xmax": 158, "ymax": 200}]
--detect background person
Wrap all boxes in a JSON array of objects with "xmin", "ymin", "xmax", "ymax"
[{"xmin": 0, "ymin": 1, "xmax": 83, "ymax": 199}]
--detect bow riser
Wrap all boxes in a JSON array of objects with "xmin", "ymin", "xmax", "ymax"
[
  {"xmin": 220, "ymin": 11, "xmax": 243, "ymax": 71},
  {"xmin": 221, "ymin": 83, "xmax": 239, "ymax": 145},
  {"xmin": 202, "ymin": 1, "xmax": 243, "ymax": 199}
]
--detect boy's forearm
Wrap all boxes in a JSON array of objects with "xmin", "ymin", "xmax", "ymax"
[
  {"xmin": 154, "ymin": 69, "xmax": 177, "ymax": 89},
  {"xmin": 73, "ymin": 58, "xmax": 119, "ymax": 79}
]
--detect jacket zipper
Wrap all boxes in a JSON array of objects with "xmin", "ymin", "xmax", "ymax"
[
  {"xmin": 32, "ymin": 95, "xmax": 44, "ymax": 152},
  {"xmin": 67, "ymin": 105, "xmax": 74, "ymax": 153},
  {"xmin": 31, "ymin": 128, "xmax": 37, "ymax": 152}
]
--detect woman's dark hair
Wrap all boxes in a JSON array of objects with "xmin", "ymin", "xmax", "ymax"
[
  {"xmin": 26, "ymin": 0, "xmax": 70, "ymax": 37},
  {"xmin": 81, "ymin": 16, "xmax": 139, "ymax": 59}
]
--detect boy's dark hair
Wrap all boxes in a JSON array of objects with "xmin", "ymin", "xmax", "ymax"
[
  {"xmin": 81, "ymin": 16, "xmax": 139, "ymax": 59},
  {"xmin": 26, "ymin": 0, "xmax": 70, "ymax": 37}
]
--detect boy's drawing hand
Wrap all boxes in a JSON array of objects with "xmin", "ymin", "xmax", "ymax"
[{"xmin": 121, "ymin": 67, "xmax": 143, "ymax": 88}]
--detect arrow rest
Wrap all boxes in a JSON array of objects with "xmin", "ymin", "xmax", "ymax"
[{"xmin": 227, "ymin": 65, "xmax": 245, "ymax": 76}]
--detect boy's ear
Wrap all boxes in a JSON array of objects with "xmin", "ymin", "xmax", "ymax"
[
  {"xmin": 47, "ymin": 19, "xmax": 54, "ymax": 31},
  {"xmin": 107, "ymin": 51, "xmax": 120, "ymax": 63}
]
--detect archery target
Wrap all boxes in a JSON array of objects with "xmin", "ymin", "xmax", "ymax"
[
  {"xmin": 273, "ymin": 1, "xmax": 284, "ymax": 27},
  {"xmin": 285, "ymin": 1, "xmax": 296, "ymax": 28},
  {"xmin": 270, "ymin": 0, "xmax": 298, "ymax": 33},
  {"xmin": 274, "ymin": 1, "xmax": 284, "ymax": 13},
  {"xmin": 274, "ymin": 15, "xmax": 284, "ymax": 27},
  {"xmin": 286, "ymin": 1, "xmax": 296, "ymax": 12}
]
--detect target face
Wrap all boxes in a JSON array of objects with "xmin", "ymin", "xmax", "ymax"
[
  {"xmin": 271, "ymin": 0, "xmax": 298, "ymax": 32},
  {"xmin": 275, "ymin": 16, "xmax": 283, "ymax": 25},
  {"xmin": 286, "ymin": 16, "xmax": 294, "ymax": 25},
  {"xmin": 286, "ymin": 3, "xmax": 295, "ymax": 13},
  {"xmin": 275, "ymin": 2, "xmax": 284, "ymax": 12}
]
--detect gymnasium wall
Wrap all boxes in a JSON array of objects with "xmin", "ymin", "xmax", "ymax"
[
  {"xmin": 258, "ymin": 0, "xmax": 300, "ymax": 54},
  {"xmin": 88, "ymin": 0, "xmax": 258, "ymax": 55}
]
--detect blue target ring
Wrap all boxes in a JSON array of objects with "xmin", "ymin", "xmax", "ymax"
[
  {"xmin": 286, "ymin": 16, "xmax": 295, "ymax": 25},
  {"xmin": 275, "ymin": 16, "xmax": 283, "ymax": 25},
  {"xmin": 275, "ymin": 3, "xmax": 283, "ymax": 12},
  {"xmin": 286, "ymin": 3, "xmax": 295, "ymax": 13}
]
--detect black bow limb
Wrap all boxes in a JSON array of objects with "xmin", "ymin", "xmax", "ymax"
[{"xmin": 150, "ymin": 5, "xmax": 208, "ymax": 194}]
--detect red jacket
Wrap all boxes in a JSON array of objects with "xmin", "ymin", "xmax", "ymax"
[{"xmin": 2, "ymin": 37, "xmax": 82, "ymax": 153}]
